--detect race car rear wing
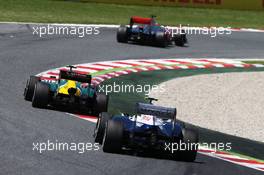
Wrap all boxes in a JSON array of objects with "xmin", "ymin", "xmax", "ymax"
[
  {"xmin": 59, "ymin": 70, "xmax": 91, "ymax": 83},
  {"xmin": 130, "ymin": 16, "xmax": 152, "ymax": 25},
  {"xmin": 136, "ymin": 102, "xmax": 176, "ymax": 120}
]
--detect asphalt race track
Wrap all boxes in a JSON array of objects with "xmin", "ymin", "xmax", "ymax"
[{"xmin": 0, "ymin": 24, "xmax": 264, "ymax": 175}]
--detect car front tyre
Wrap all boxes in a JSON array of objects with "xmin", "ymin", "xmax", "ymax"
[{"xmin": 93, "ymin": 93, "xmax": 109, "ymax": 116}]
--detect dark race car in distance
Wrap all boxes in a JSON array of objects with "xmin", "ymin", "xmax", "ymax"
[
  {"xmin": 94, "ymin": 98, "xmax": 199, "ymax": 162},
  {"xmin": 24, "ymin": 65, "xmax": 108, "ymax": 116},
  {"xmin": 117, "ymin": 16, "xmax": 187, "ymax": 47}
]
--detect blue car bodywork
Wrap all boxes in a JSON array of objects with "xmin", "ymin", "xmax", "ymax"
[
  {"xmin": 127, "ymin": 18, "xmax": 172, "ymax": 45},
  {"xmin": 108, "ymin": 102, "xmax": 183, "ymax": 150},
  {"xmin": 111, "ymin": 114, "xmax": 183, "ymax": 149},
  {"xmin": 116, "ymin": 16, "xmax": 187, "ymax": 47},
  {"xmin": 95, "ymin": 99, "xmax": 199, "ymax": 161},
  {"xmin": 130, "ymin": 24, "xmax": 166, "ymax": 37}
]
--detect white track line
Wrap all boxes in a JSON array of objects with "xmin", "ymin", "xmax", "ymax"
[{"xmin": 1, "ymin": 22, "xmax": 264, "ymax": 33}]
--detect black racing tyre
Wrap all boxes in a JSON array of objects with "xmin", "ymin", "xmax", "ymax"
[
  {"xmin": 117, "ymin": 25, "xmax": 128, "ymax": 43},
  {"xmin": 155, "ymin": 31, "xmax": 168, "ymax": 47},
  {"xmin": 178, "ymin": 128, "xmax": 199, "ymax": 162},
  {"xmin": 24, "ymin": 76, "xmax": 40, "ymax": 101},
  {"xmin": 32, "ymin": 82, "xmax": 50, "ymax": 108},
  {"xmin": 174, "ymin": 31, "xmax": 187, "ymax": 47},
  {"xmin": 93, "ymin": 93, "xmax": 109, "ymax": 116},
  {"xmin": 102, "ymin": 120, "xmax": 123, "ymax": 153},
  {"xmin": 94, "ymin": 112, "xmax": 111, "ymax": 144}
]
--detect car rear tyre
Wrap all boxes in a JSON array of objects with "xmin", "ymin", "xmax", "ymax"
[
  {"xmin": 94, "ymin": 112, "xmax": 111, "ymax": 144},
  {"xmin": 174, "ymin": 30, "xmax": 187, "ymax": 46},
  {"xmin": 117, "ymin": 25, "xmax": 128, "ymax": 43},
  {"xmin": 24, "ymin": 76, "xmax": 40, "ymax": 101},
  {"xmin": 32, "ymin": 82, "xmax": 50, "ymax": 108},
  {"xmin": 178, "ymin": 128, "xmax": 199, "ymax": 162},
  {"xmin": 155, "ymin": 31, "xmax": 168, "ymax": 47},
  {"xmin": 102, "ymin": 120, "xmax": 123, "ymax": 153},
  {"xmin": 93, "ymin": 93, "xmax": 109, "ymax": 116}
]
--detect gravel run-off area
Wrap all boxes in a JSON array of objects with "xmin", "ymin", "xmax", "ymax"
[{"xmin": 150, "ymin": 72, "xmax": 264, "ymax": 143}]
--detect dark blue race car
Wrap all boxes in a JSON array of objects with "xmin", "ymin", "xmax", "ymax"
[
  {"xmin": 116, "ymin": 16, "xmax": 187, "ymax": 47},
  {"xmin": 94, "ymin": 98, "xmax": 199, "ymax": 162}
]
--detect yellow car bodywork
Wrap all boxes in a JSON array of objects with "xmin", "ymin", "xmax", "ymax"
[{"xmin": 58, "ymin": 80, "xmax": 81, "ymax": 96}]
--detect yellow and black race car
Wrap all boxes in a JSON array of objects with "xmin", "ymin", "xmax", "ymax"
[{"xmin": 24, "ymin": 65, "xmax": 108, "ymax": 116}]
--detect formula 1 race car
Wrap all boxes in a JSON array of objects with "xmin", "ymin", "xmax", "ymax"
[
  {"xmin": 94, "ymin": 98, "xmax": 199, "ymax": 162},
  {"xmin": 116, "ymin": 16, "xmax": 187, "ymax": 47},
  {"xmin": 24, "ymin": 65, "xmax": 108, "ymax": 116}
]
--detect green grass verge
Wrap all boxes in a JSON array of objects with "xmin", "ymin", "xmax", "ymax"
[
  {"xmin": 1, "ymin": 0, "xmax": 264, "ymax": 28},
  {"xmin": 243, "ymin": 60, "xmax": 264, "ymax": 65}
]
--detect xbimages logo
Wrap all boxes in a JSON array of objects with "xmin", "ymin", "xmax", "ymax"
[
  {"xmin": 32, "ymin": 140, "xmax": 100, "ymax": 154},
  {"xmin": 165, "ymin": 24, "xmax": 232, "ymax": 38},
  {"xmin": 98, "ymin": 82, "xmax": 165, "ymax": 96},
  {"xmin": 32, "ymin": 25, "xmax": 100, "ymax": 38},
  {"xmin": 164, "ymin": 141, "xmax": 232, "ymax": 153}
]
